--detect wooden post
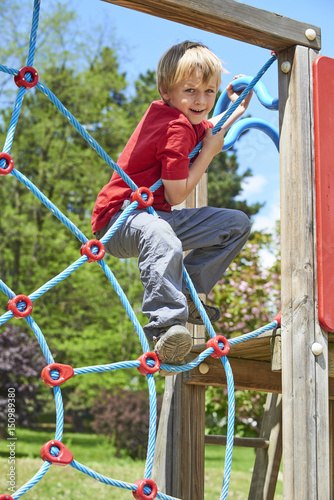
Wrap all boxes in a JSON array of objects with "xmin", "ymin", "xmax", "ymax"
[
  {"xmin": 248, "ymin": 393, "xmax": 282, "ymax": 500},
  {"xmin": 330, "ymin": 400, "xmax": 334, "ymax": 500},
  {"xmin": 152, "ymin": 176, "xmax": 207, "ymax": 500},
  {"xmin": 278, "ymin": 45, "xmax": 330, "ymax": 499}
]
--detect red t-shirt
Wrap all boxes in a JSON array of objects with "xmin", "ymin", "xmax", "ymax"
[{"xmin": 91, "ymin": 100, "xmax": 213, "ymax": 233}]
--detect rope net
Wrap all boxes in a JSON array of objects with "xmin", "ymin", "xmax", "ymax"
[{"xmin": 0, "ymin": 1, "xmax": 280, "ymax": 499}]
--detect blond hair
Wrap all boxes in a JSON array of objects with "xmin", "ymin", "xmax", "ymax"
[{"xmin": 157, "ymin": 41, "xmax": 224, "ymax": 95}]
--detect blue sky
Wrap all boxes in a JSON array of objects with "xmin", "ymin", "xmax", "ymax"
[{"xmin": 68, "ymin": 0, "xmax": 334, "ymax": 233}]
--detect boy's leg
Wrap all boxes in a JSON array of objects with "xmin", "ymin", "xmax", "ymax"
[
  {"xmin": 158, "ymin": 206, "xmax": 251, "ymax": 294},
  {"xmin": 96, "ymin": 211, "xmax": 188, "ymax": 342}
]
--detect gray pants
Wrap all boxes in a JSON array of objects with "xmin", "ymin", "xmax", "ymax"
[{"xmin": 95, "ymin": 207, "xmax": 250, "ymax": 341}]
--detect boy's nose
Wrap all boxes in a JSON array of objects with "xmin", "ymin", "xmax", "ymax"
[{"xmin": 195, "ymin": 93, "xmax": 205, "ymax": 104}]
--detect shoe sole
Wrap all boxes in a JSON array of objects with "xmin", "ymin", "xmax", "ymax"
[{"xmin": 155, "ymin": 326, "xmax": 192, "ymax": 364}]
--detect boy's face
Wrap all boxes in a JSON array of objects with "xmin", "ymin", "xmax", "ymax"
[{"xmin": 161, "ymin": 68, "xmax": 218, "ymax": 125}]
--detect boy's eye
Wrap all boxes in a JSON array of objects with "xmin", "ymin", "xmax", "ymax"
[
  {"xmin": 185, "ymin": 88, "xmax": 194, "ymax": 93},
  {"xmin": 206, "ymin": 89, "xmax": 215, "ymax": 93}
]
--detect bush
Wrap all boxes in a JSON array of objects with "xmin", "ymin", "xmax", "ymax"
[
  {"xmin": 0, "ymin": 325, "xmax": 46, "ymax": 435},
  {"xmin": 91, "ymin": 387, "xmax": 162, "ymax": 460}
]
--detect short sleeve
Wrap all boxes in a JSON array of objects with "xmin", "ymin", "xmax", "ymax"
[{"xmin": 156, "ymin": 123, "xmax": 195, "ymax": 180}]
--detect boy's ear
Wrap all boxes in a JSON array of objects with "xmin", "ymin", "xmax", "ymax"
[{"xmin": 159, "ymin": 86, "xmax": 170, "ymax": 102}]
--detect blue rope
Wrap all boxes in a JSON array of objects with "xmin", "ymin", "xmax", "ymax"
[
  {"xmin": 12, "ymin": 462, "xmax": 51, "ymax": 499},
  {"xmin": 36, "ymin": 80, "xmax": 138, "ymax": 192},
  {"xmin": 189, "ymin": 53, "xmax": 277, "ymax": 159},
  {"xmin": 26, "ymin": 0, "xmax": 41, "ymax": 67},
  {"xmin": 0, "ymin": 0, "xmax": 280, "ymax": 495}
]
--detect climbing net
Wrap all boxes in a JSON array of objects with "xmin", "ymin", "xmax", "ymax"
[{"xmin": 0, "ymin": 1, "xmax": 281, "ymax": 499}]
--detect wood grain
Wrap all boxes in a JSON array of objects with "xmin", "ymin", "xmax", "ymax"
[{"xmin": 102, "ymin": 0, "xmax": 321, "ymax": 51}]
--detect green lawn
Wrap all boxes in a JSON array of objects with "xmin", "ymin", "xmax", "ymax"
[{"xmin": 0, "ymin": 428, "xmax": 283, "ymax": 499}]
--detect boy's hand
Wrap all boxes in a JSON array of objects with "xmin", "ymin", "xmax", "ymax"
[
  {"xmin": 202, "ymin": 127, "xmax": 225, "ymax": 157},
  {"xmin": 226, "ymin": 74, "xmax": 253, "ymax": 111}
]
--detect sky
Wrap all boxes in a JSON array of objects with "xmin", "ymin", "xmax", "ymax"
[{"xmin": 51, "ymin": 0, "xmax": 334, "ymax": 234}]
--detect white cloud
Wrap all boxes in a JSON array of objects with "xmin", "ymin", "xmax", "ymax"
[
  {"xmin": 252, "ymin": 202, "xmax": 280, "ymax": 232},
  {"xmin": 237, "ymin": 175, "xmax": 268, "ymax": 199}
]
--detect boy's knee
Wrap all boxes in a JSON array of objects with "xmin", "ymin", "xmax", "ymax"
[{"xmin": 233, "ymin": 210, "xmax": 251, "ymax": 236}]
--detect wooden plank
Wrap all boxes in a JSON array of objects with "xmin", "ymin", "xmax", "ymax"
[
  {"xmin": 278, "ymin": 45, "xmax": 330, "ymax": 499},
  {"xmin": 152, "ymin": 178, "xmax": 207, "ymax": 500},
  {"xmin": 205, "ymin": 435, "xmax": 269, "ymax": 449},
  {"xmin": 248, "ymin": 393, "xmax": 282, "ymax": 500},
  {"xmin": 152, "ymin": 374, "xmax": 206, "ymax": 499},
  {"xmin": 191, "ymin": 329, "xmax": 280, "ymax": 362},
  {"xmin": 330, "ymin": 400, "xmax": 334, "ymax": 500},
  {"xmin": 185, "ymin": 354, "xmax": 282, "ymax": 394},
  {"xmin": 102, "ymin": 0, "xmax": 321, "ymax": 51}
]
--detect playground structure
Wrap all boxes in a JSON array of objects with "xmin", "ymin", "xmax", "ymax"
[
  {"xmin": 101, "ymin": 1, "xmax": 332, "ymax": 499},
  {"xmin": 0, "ymin": 0, "xmax": 333, "ymax": 499}
]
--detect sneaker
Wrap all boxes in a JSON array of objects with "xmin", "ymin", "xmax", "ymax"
[
  {"xmin": 186, "ymin": 294, "xmax": 221, "ymax": 325},
  {"xmin": 154, "ymin": 325, "xmax": 192, "ymax": 364}
]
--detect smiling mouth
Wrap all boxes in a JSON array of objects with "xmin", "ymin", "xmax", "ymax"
[{"xmin": 190, "ymin": 109, "xmax": 205, "ymax": 114}]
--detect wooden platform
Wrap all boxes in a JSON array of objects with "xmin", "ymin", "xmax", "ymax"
[{"xmin": 184, "ymin": 329, "xmax": 334, "ymax": 399}]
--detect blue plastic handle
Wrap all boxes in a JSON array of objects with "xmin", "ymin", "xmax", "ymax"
[
  {"xmin": 222, "ymin": 117, "xmax": 279, "ymax": 152},
  {"xmin": 213, "ymin": 76, "xmax": 279, "ymax": 116}
]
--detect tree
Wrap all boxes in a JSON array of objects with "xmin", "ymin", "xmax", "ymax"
[
  {"xmin": 1, "ymin": 0, "xmax": 276, "ymax": 432},
  {"xmin": 0, "ymin": 1, "xmax": 149, "ymax": 421},
  {"xmin": 208, "ymin": 151, "xmax": 264, "ymax": 218}
]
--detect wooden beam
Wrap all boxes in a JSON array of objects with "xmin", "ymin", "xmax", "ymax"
[
  {"xmin": 279, "ymin": 45, "xmax": 330, "ymax": 499},
  {"xmin": 102, "ymin": 0, "xmax": 321, "ymax": 52},
  {"xmin": 248, "ymin": 393, "xmax": 282, "ymax": 500},
  {"xmin": 330, "ymin": 400, "xmax": 334, "ymax": 500},
  {"xmin": 152, "ymin": 374, "xmax": 206, "ymax": 500},
  {"xmin": 205, "ymin": 435, "xmax": 269, "ymax": 449},
  {"xmin": 185, "ymin": 355, "xmax": 282, "ymax": 394}
]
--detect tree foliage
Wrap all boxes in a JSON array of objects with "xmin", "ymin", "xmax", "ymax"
[{"xmin": 0, "ymin": 0, "xmax": 279, "ymax": 435}]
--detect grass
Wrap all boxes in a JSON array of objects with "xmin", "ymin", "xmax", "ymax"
[{"xmin": 0, "ymin": 428, "xmax": 283, "ymax": 499}]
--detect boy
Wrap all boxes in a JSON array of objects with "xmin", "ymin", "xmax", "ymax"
[{"xmin": 92, "ymin": 41, "xmax": 251, "ymax": 366}]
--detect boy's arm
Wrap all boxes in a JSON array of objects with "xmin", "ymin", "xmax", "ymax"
[{"xmin": 162, "ymin": 127, "xmax": 225, "ymax": 206}]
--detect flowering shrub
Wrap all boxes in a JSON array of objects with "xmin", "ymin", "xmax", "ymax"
[
  {"xmin": 208, "ymin": 230, "xmax": 280, "ymax": 338},
  {"xmin": 91, "ymin": 387, "xmax": 162, "ymax": 459},
  {"xmin": 206, "ymin": 230, "xmax": 281, "ymax": 435}
]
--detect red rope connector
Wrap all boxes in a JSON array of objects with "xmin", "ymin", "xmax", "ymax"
[
  {"xmin": 0, "ymin": 495, "xmax": 15, "ymax": 500},
  {"xmin": 7, "ymin": 294, "xmax": 33, "ymax": 318},
  {"xmin": 271, "ymin": 51, "xmax": 279, "ymax": 58},
  {"xmin": 41, "ymin": 363, "xmax": 74, "ymax": 387},
  {"xmin": 137, "ymin": 352, "xmax": 161, "ymax": 376},
  {"xmin": 14, "ymin": 66, "xmax": 39, "ymax": 88},
  {"xmin": 273, "ymin": 311, "xmax": 281, "ymax": 327},
  {"xmin": 133, "ymin": 478, "xmax": 158, "ymax": 500},
  {"xmin": 0, "ymin": 153, "xmax": 14, "ymax": 175},
  {"xmin": 80, "ymin": 239, "xmax": 105, "ymax": 262},
  {"xmin": 40, "ymin": 439, "xmax": 73, "ymax": 466},
  {"xmin": 130, "ymin": 187, "xmax": 154, "ymax": 209},
  {"xmin": 207, "ymin": 335, "xmax": 230, "ymax": 358}
]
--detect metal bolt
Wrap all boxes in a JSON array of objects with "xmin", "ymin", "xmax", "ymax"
[
  {"xmin": 198, "ymin": 362, "xmax": 209, "ymax": 374},
  {"xmin": 281, "ymin": 61, "xmax": 291, "ymax": 73},
  {"xmin": 311, "ymin": 342, "xmax": 323, "ymax": 356},
  {"xmin": 305, "ymin": 28, "xmax": 316, "ymax": 41}
]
